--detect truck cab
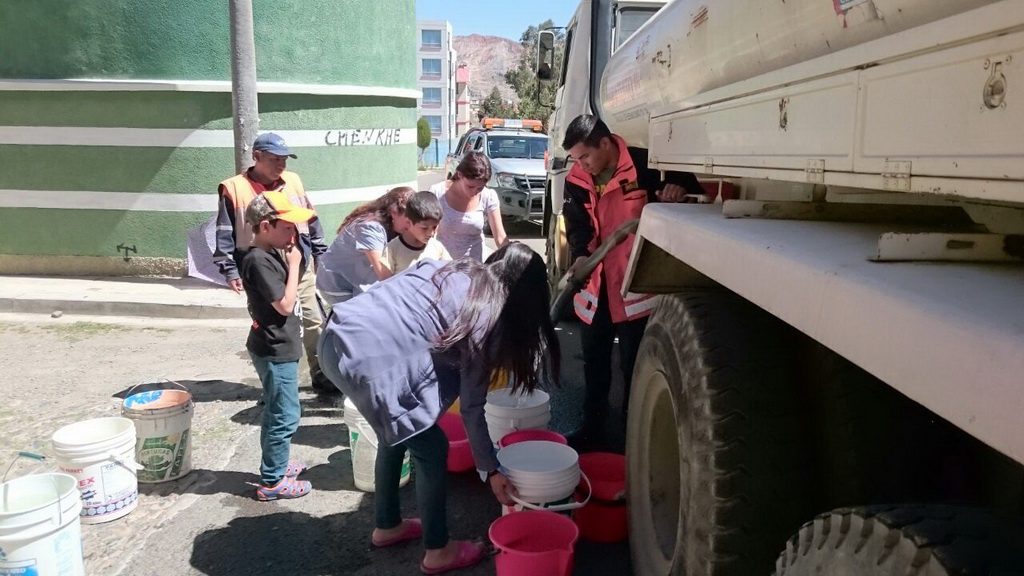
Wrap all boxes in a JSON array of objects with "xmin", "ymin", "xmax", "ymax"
[
  {"xmin": 445, "ymin": 118, "xmax": 549, "ymax": 222},
  {"xmin": 542, "ymin": 0, "xmax": 668, "ymax": 282}
]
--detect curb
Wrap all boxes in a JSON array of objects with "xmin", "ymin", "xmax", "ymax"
[{"xmin": 0, "ymin": 297, "xmax": 248, "ymax": 320}]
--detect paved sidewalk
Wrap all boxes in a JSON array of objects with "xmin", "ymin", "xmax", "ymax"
[{"xmin": 0, "ymin": 276, "xmax": 248, "ymax": 319}]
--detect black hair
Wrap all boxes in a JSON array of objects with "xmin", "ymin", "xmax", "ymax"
[
  {"xmin": 561, "ymin": 114, "xmax": 612, "ymax": 150},
  {"xmin": 406, "ymin": 191, "xmax": 443, "ymax": 223},
  {"xmin": 433, "ymin": 242, "xmax": 560, "ymax": 394}
]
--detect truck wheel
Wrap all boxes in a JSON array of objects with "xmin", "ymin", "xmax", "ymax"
[
  {"xmin": 628, "ymin": 292, "xmax": 814, "ymax": 575},
  {"xmin": 546, "ymin": 213, "xmax": 568, "ymax": 289},
  {"xmin": 774, "ymin": 505, "xmax": 1024, "ymax": 575}
]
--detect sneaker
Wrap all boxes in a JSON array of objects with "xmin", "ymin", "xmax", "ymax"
[{"xmin": 255, "ymin": 476, "xmax": 312, "ymax": 501}]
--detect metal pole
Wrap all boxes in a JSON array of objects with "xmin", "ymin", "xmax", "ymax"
[
  {"xmin": 434, "ymin": 138, "xmax": 439, "ymax": 167},
  {"xmin": 229, "ymin": 0, "xmax": 259, "ymax": 174}
]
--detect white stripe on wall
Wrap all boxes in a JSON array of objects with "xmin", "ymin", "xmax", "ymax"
[
  {"xmin": 0, "ymin": 182, "xmax": 416, "ymax": 212},
  {"xmin": 0, "ymin": 127, "xmax": 417, "ymax": 148},
  {"xmin": 0, "ymin": 79, "xmax": 421, "ymax": 99}
]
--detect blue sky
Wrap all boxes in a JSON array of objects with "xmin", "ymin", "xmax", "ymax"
[{"xmin": 416, "ymin": 0, "xmax": 577, "ymax": 41}]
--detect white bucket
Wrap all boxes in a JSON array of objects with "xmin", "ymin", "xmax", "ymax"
[
  {"xmin": 498, "ymin": 440, "xmax": 590, "ymax": 515},
  {"xmin": 0, "ymin": 473, "xmax": 84, "ymax": 576},
  {"xmin": 122, "ymin": 387, "xmax": 194, "ymax": 483},
  {"xmin": 52, "ymin": 417, "xmax": 139, "ymax": 524},
  {"xmin": 344, "ymin": 398, "xmax": 411, "ymax": 493},
  {"xmin": 484, "ymin": 389, "xmax": 551, "ymax": 448}
]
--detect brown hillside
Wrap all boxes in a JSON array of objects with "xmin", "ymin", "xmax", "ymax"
[{"xmin": 453, "ymin": 34, "xmax": 523, "ymax": 104}]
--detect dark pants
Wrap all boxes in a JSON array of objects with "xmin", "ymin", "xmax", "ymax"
[
  {"xmin": 580, "ymin": 288, "xmax": 648, "ymax": 433},
  {"xmin": 375, "ymin": 424, "xmax": 449, "ymax": 550}
]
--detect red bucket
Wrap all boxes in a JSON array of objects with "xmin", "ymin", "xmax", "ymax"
[
  {"xmin": 578, "ymin": 453, "xmax": 625, "ymax": 501},
  {"xmin": 574, "ymin": 452, "xmax": 627, "ymax": 543},
  {"xmin": 438, "ymin": 412, "xmax": 474, "ymax": 473},
  {"xmin": 489, "ymin": 510, "xmax": 578, "ymax": 576},
  {"xmin": 499, "ymin": 429, "xmax": 567, "ymax": 448}
]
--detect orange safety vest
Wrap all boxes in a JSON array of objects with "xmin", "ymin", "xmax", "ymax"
[
  {"xmin": 218, "ymin": 170, "xmax": 311, "ymax": 250},
  {"xmin": 567, "ymin": 135, "xmax": 657, "ymax": 325}
]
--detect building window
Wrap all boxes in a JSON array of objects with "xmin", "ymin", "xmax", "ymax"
[
  {"xmin": 422, "ymin": 59, "xmax": 442, "ymax": 79},
  {"xmin": 425, "ymin": 115, "xmax": 442, "ymax": 134},
  {"xmin": 421, "ymin": 29, "xmax": 442, "ymax": 50},
  {"xmin": 422, "ymin": 87, "xmax": 442, "ymax": 108}
]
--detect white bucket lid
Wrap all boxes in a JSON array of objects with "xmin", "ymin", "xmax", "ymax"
[{"xmin": 497, "ymin": 440, "xmax": 578, "ymax": 475}]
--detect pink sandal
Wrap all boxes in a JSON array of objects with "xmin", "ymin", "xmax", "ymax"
[
  {"xmin": 284, "ymin": 460, "xmax": 307, "ymax": 478},
  {"xmin": 420, "ymin": 541, "xmax": 487, "ymax": 575},
  {"xmin": 372, "ymin": 518, "xmax": 423, "ymax": 547},
  {"xmin": 255, "ymin": 476, "xmax": 312, "ymax": 501}
]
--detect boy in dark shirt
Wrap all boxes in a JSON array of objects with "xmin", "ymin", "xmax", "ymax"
[{"xmin": 240, "ymin": 191, "xmax": 315, "ymax": 501}]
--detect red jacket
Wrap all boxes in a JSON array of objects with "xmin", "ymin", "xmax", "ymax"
[{"xmin": 563, "ymin": 135, "xmax": 659, "ymax": 324}]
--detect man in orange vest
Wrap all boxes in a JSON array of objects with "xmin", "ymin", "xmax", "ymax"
[
  {"xmin": 562, "ymin": 114, "xmax": 701, "ymax": 447},
  {"xmin": 213, "ymin": 133, "xmax": 332, "ymax": 392}
]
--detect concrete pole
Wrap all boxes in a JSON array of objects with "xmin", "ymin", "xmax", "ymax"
[{"xmin": 229, "ymin": 0, "xmax": 259, "ymax": 174}]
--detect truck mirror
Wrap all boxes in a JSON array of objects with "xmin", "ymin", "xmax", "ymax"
[{"xmin": 537, "ymin": 30, "xmax": 556, "ymax": 82}]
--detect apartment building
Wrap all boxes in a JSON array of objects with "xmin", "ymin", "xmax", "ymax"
[{"xmin": 416, "ymin": 20, "xmax": 457, "ymax": 165}]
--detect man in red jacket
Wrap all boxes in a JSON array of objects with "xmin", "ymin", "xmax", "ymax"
[{"xmin": 561, "ymin": 114, "xmax": 700, "ymax": 447}]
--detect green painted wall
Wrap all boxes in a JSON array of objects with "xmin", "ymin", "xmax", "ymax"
[
  {"xmin": 0, "ymin": 0, "xmax": 417, "ymax": 270},
  {"xmin": 0, "ymin": 0, "xmax": 416, "ymax": 88},
  {"xmin": 2, "ymin": 203, "xmax": 361, "ymax": 258}
]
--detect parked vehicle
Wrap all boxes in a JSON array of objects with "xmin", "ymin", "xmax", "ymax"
[
  {"xmin": 445, "ymin": 118, "xmax": 549, "ymax": 222},
  {"xmin": 539, "ymin": 1, "xmax": 1024, "ymax": 574}
]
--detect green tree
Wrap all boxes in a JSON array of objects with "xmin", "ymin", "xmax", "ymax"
[
  {"xmin": 504, "ymin": 19, "xmax": 565, "ymax": 122},
  {"xmin": 480, "ymin": 86, "xmax": 515, "ymax": 119},
  {"xmin": 416, "ymin": 117, "xmax": 432, "ymax": 165}
]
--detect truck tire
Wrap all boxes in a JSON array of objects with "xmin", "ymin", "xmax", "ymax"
[
  {"xmin": 628, "ymin": 292, "xmax": 814, "ymax": 576},
  {"xmin": 774, "ymin": 505, "xmax": 1024, "ymax": 575}
]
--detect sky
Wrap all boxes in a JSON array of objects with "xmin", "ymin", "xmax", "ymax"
[{"xmin": 416, "ymin": 0, "xmax": 578, "ymax": 41}]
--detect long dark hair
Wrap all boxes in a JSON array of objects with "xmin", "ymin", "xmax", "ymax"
[
  {"xmin": 450, "ymin": 151, "xmax": 492, "ymax": 182},
  {"xmin": 434, "ymin": 242, "xmax": 559, "ymax": 394},
  {"xmin": 337, "ymin": 186, "xmax": 414, "ymax": 234}
]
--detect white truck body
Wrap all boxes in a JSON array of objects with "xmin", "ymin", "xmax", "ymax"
[
  {"xmin": 607, "ymin": 0, "xmax": 1024, "ymax": 465},
  {"xmin": 542, "ymin": 0, "xmax": 1024, "ymax": 572}
]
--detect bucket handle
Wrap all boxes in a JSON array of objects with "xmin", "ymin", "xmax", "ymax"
[
  {"xmin": 353, "ymin": 420, "xmax": 379, "ymax": 450},
  {"xmin": 507, "ymin": 470, "xmax": 591, "ymax": 513},
  {"xmin": 109, "ymin": 451, "xmax": 145, "ymax": 471},
  {"xmin": 123, "ymin": 378, "xmax": 190, "ymax": 401}
]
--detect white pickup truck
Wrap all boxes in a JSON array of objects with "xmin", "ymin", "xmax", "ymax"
[{"xmin": 539, "ymin": 1, "xmax": 1024, "ymax": 574}]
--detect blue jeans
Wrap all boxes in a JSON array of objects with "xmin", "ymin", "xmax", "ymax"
[{"xmin": 250, "ymin": 354, "xmax": 301, "ymax": 485}]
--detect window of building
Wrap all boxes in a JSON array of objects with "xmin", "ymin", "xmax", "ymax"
[
  {"xmin": 422, "ymin": 87, "xmax": 442, "ymax": 107},
  {"xmin": 426, "ymin": 115, "xmax": 442, "ymax": 134},
  {"xmin": 421, "ymin": 29, "xmax": 442, "ymax": 49},
  {"xmin": 422, "ymin": 59, "xmax": 442, "ymax": 78}
]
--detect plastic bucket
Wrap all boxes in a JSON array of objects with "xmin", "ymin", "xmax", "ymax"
[
  {"xmin": 499, "ymin": 429, "xmax": 567, "ymax": 448},
  {"xmin": 122, "ymin": 386, "xmax": 194, "ymax": 484},
  {"xmin": 578, "ymin": 453, "xmax": 626, "ymax": 501},
  {"xmin": 574, "ymin": 497, "xmax": 628, "ymax": 543},
  {"xmin": 437, "ymin": 413, "xmax": 475, "ymax": 473},
  {"xmin": 489, "ymin": 510, "xmax": 578, "ymax": 576},
  {"xmin": 574, "ymin": 452, "xmax": 627, "ymax": 542},
  {"xmin": 51, "ymin": 417, "xmax": 139, "ymax": 524},
  {"xmin": 484, "ymin": 388, "xmax": 551, "ymax": 448},
  {"xmin": 449, "ymin": 369, "xmax": 509, "ymax": 414},
  {"xmin": 498, "ymin": 441, "xmax": 590, "ymax": 515},
  {"xmin": 344, "ymin": 398, "xmax": 410, "ymax": 492},
  {"xmin": 0, "ymin": 473, "xmax": 84, "ymax": 576}
]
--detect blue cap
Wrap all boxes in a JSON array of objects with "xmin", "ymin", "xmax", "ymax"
[{"xmin": 252, "ymin": 132, "xmax": 297, "ymax": 158}]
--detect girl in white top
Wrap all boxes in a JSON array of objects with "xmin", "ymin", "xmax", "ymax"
[{"xmin": 429, "ymin": 151, "xmax": 508, "ymax": 261}]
